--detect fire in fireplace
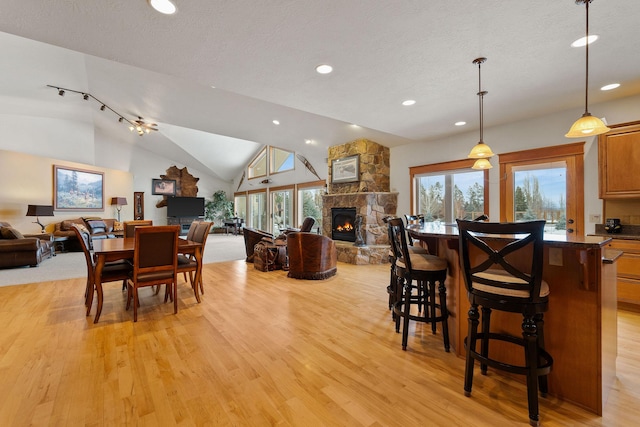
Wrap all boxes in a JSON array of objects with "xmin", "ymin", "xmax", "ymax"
[{"xmin": 332, "ymin": 207, "xmax": 356, "ymax": 242}]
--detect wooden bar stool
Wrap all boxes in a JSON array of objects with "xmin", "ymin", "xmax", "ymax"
[
  {"xmin": 387, "ymin": 217, "xmax": 449, "ymax": 352},
  {"xmin": 457, "ymin": 219, "xmax": 553, "ymax": 427}
]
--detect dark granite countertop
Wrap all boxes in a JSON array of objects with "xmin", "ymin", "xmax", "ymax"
[{"xmin": 592, "ymin": 224, "xmax": 640, "ymax": 240}]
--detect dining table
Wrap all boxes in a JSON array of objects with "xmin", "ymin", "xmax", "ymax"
[{"xmin": 90, "ymin": 237, "xmax": 203, "ymax": 323}]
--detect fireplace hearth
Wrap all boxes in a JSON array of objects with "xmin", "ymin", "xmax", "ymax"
[{"xmin": 332, "ymin": 207, "xmax": 356, "ymax": 242}]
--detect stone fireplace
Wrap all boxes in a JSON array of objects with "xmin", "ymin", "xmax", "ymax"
[{"xmin": 322, "ymin": 139, "xmax": 397, "ymax": 264}]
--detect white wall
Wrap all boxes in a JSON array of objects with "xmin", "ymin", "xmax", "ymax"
[
  {"xmin": 0, "ymin": 114, "xmax": 233, "ymax": 230},
  {"xmin": 390, "ymin": 94, "xmax": 640, "ymax": 235}
]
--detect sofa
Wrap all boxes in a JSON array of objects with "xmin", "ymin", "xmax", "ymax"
[
  {"xmin": 0, "ymin": 221, "xmax": 55, "ymax": 268},
  {"xmin": 53, "ymin": 218, "xmax": 120, "ymax": 251}
]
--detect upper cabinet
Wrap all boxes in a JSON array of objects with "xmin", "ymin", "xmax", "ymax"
[{"xmin": 599, "ymin": 121, "xmax": 640, "ymax": 199}]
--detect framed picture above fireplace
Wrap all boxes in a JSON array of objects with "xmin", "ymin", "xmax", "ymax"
[{"xmin": 331, "ymin": 155, "xmax": 359, "ymax": 183}]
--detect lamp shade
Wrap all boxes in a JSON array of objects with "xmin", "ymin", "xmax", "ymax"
[
  {"xmin": 472, "ymin": 158, "xmax": 493, "ymax": 170},
  {"xmin": 468, "ymin": 142, "xmax": 495, "ymax": 159},
  {"xmin": 565, "ymin": 113, "xmax": 610, "ymax": 138},
  {"xmin": 26, "ymin": 205, "xmax": 54, "ymax": 216},
  {"xmin": 110, "ymin": 197, "xmax": 128, "ymax": 206}
]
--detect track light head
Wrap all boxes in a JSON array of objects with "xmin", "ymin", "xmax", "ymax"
[
  {"xmin": 83, "ymin": 93, "xmax": 89, "ymax": 100},
  {"xmin": 100, "ymin": 105, "xmax": 106, "ymax": 111},
  {"xmin": 118, "ymin": 117, "xmax": 123, "ymax": 123},
  {"xmin": 58, "ymin": 89, "xmax": 65, "ymax": 96}
]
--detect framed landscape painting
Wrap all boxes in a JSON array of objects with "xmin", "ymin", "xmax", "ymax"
[
  {"xmin": 54, "ymin": 165, "xmax": 104, "ymax": 211},
  {"xmin": 331, "ymin": 154, "xmax": 360, "ymax": 183}
]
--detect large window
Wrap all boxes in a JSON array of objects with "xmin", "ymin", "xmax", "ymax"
[
  {"xmin": 270, "ymin": 146, "xmax": 295, "ymax": 174},
  {"xmin": 298, "ymin": 180, "xmax": 325, "ymax": 233},
  {"xmin": 270, "ymin": 186, "xmax": 294, "ymax": 233},
  {"xmin": 500, "ymin": 142, "xmax": 584, "ymax": 236},
  {"xmin": 248, "ymin": 190, "xmax": 267, "ymax": 230},
  {"xmin": 248, "ymin": 148, "xmax": 267, "ymax": 179},
  {"xmin": 410, "ymin": 159, "xmax": 488, "ymax": 223},
  {"xmin": 234, "ymin": 193, "xmax": 247, "ymax": 222}
]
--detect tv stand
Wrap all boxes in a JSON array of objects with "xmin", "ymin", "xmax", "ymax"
[{"xmin": 167, "ymin": 216, "xmax": 203, "ymax": 235}]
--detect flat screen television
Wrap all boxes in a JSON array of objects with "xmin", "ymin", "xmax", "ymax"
[{"xmin": 166, "ymin": 197, "xmax": 205, "ymax": 217}]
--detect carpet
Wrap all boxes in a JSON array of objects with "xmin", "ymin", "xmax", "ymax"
[{"xmin": 0, "ymin": 233, "xmax": 246, "ymax": 287}]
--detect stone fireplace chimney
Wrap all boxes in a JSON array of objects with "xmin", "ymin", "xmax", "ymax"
[{"xmin": 322, "ymin": 139, "xmax": 397, "ymax": 264}]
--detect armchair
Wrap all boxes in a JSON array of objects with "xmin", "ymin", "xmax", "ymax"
[
  {"xmin": 0, "ymin": 222, "xmax": 54, "ymax": 268},
  {"xmin": 286, "ymin": 232, "xmax": 337, "ymax": 280}
]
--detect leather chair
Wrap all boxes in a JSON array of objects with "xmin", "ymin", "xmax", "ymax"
[
  {"xmin": 0, "ymin": 222, "xmax": 55, "ymax": 268},
  {"xmin": 242, "ymin": 227, "xmax": 274, "ymax": 262},
  {"xmin": 126, "ymin": 225, "xmax": 180, "ymax": 322},
  {"xmin": 388, "ymin": 217, "xmax": 450, "ymax": 352},
  {"xmin": 457, "ymin": 219, "xmax": 553, "ymax": 426},
  {"xmin": 286, "ymin": 232, "xmax": 337, "ymax": 280},
  {"xmin": 123, "ymin": 220, "xmax": 153, "ymax": 238}
]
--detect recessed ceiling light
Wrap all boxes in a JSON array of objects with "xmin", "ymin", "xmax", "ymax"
[
  {"xmin": 571, "ymin": 34, "xmax": 598, "ymax": 48},
  {"xmin": 210, "ymin": 85, "xmax": 216, "ymax": 89},
  {"xmin": 305, "ymin": 139, "xmax": 313, "ymax": 144},
  {"xmin": 272, "ymin": 120, "xmax": 280, "ymax": 125},
  {"xmin": 315, "ymin": 64, "xmax": 333, "ymax": 74},
  {"xmin": 455, "ymin": 121, "xmax": 467, "ymax": 126},
  {"xmin": 148, "ymin": 0, "xmax": 176, "ymax": 15},
  {"xmin": 402, "ymin": 100, "xmax": 416, "ymax": 106},
  {"xmin": 601, "ymin": 83, "xmax": 620, "ymax": 91},
  {"xmin": 350, "ymin": 124, "xmax": 361, "ymax": 128}
]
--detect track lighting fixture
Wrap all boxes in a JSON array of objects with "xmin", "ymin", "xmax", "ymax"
[
  {"xmin": 566, "ymin": 0, "xmax": 610, "ymax": 138},
  {"xmin": 467, "ymin": 57, "xmax": 494, "ymax": 170},
  {"xmin": 46, "ymin": 85, "xmax": 158, "ymax": 136}
]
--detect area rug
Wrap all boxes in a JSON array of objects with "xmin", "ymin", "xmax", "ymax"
[{"xmin": 0, "ymin": 233, "xmax": 246, "ymax": 287}]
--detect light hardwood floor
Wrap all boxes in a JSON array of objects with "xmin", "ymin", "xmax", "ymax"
[{"xmin": 0, "ymin": 261, "xmax": 638, "ymax": 426}]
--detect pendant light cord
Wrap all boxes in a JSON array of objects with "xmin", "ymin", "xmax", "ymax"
[{"xmin": 584, "ymin": 0, "xmax": 590, "ymax": 115}]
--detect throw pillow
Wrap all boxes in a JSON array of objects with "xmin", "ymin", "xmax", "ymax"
[
  {"xmin": 86, "ymin": 220, "xmax": 107, "ymax": 234},
  {"xmin": 113, "ymin": 221, "xmax": 123, "ymax": 231},
  {"xmin": 0, "ymin": 226, "xmax": 24, "ymax": 239}
]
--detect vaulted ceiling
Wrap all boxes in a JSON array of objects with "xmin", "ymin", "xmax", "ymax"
[{"xmin": 1, "ymin": 1, "xmax": 639, "ymax": 182}]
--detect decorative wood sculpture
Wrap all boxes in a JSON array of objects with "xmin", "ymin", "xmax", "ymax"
[{"xmin": 155, "ymin": 166, "xmax": 199, "ymax": 208}]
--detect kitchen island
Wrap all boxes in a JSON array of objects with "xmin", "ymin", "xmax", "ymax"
[{"xmin": 407, "ymin": 223, "xmax": 619, "ymax": 415}]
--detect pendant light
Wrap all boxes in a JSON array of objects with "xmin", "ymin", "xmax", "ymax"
[
  {"xmin": 566, "ymin": 0, "xmax": 610, "ymax": 138},
  {"xmin": 468, "ymin": 57, "xmax": 494, "ymax": 170}
]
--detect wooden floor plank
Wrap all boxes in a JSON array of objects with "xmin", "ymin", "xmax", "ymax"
[{"xmin": 0, "ymin": 260, "xmax": 638, "ymax": 425}]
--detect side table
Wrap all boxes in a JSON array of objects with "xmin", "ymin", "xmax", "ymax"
[{"xmin": 53, "ymin": 236, "xmax": 70, "ymax": 254}]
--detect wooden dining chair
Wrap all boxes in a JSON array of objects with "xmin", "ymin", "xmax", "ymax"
[
  {"xmin": 126, "ymin": 225, "xmax": 180, "ymax": 322},
  {"xmin": 177, "ymin": 221, "xmax": 212, "ymax": 297},
  {"xmin": 71, "ymin": 224, "xmax": 131, "ymax": 318},
  {"xmin": 123, "ymin": 220, "xmax": 153, "ymax": 238},
  {"xmin": 181, "ymin": 220, "xmax": 201, "ymax": 282}
]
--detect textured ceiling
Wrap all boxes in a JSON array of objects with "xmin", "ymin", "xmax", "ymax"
[{"xmin": 1, "ymin": 0, "xmax": 639, "ymax": 181}]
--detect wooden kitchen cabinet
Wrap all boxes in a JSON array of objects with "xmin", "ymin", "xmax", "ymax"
[
  {"xmin": 598, "ymin": 121, "xmax": 640, "ymax": 198},
  {"xmin": 607, "ymin": 239, "xmax": 640, "ymax": 308}
]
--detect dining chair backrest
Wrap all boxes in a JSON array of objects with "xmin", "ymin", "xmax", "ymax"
[
  {"xmin": 124, "ymin": 220, "xmax": 153, "ymax": 238},
  {"xmin": 71, "ymin": 224, "xmax": 95, "ymax": 275},
  {"xmin": 185, "ymin": 220, "xmax": 200, "ymax": 241},
  {"xmin": 133, "ymin": 225, "xmax": 179, "ymax": 275},
  {"xmin": 192, "ymin": 221, "xmax": 213, "ymax": 245},
  {"xmin": 456, "ymin": 219, "xmax": 546, "ymax": 304}
]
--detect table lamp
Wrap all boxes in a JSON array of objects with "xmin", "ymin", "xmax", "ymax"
[
  {"xmin": 110, "ymin": 197, "xmax": 127, "ymax": 222},
  {"xmin": 26, "ymin": 204, "xmax": 54, "ymax": 233}
]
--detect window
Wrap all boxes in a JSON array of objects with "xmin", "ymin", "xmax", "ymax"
[
  {"xmin": 248, "ymin": 190, "xmax": 267, "ymax": 230},
  {"xmin": 500, "ymin": 142, "xmax": 584, "ymax": 236},
  {"xmin": 234, "ymin": 193, "xmax": 247, "ymax": 222},
  {"xmin": 271, "ymin": 186, "xmax": 294, "ymax": 233},
  {"xmin": 298, "ymin": 180, "xmax": 325, "ymax": 233},
  {"xmin": 248, "ymin": 148, "xmax": 267, "ymax": 179},
  {"xmin": 410, "ymin": 159, "xmax": 488, "ymax": 223},
  {"xmin": 270, "ymin": 146, "xmax": 295, "ymax": 174}
]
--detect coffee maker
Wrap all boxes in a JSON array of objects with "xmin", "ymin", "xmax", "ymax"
[{"xmin": 605, "ymin": 218, "xmax": 622, "ymax": 234}]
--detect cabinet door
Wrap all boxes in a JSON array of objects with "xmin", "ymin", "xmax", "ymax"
[
  {"xmin": 134, "ymin": 192, "xmax": 144, "ymax": 220},
  {"xmin": 599, "ymin": 121, "xmax": 640, "ymax": 198}
]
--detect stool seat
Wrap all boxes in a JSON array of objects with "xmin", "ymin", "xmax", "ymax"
[
  {"xmin": 457, "ymin": 219, "xmax": 553, "ymax": 427},
  {"xmin": 396, "ymin": 253, "xmax": 447, "ymax": 271}
]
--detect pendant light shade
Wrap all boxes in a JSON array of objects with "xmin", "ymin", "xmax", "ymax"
[
  {"xmin": 468, "ymin": 57, "xmax": 493, "ymax": 169},
  {"xmin": 566, "ymin": 0, "xmax": 610, "ymax": 138},
  {"xmin": 472, "ymin": 159, "xmax": 492, "ymax": 170}
]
